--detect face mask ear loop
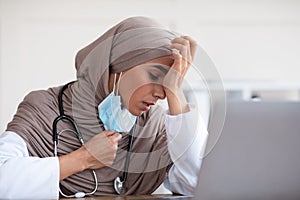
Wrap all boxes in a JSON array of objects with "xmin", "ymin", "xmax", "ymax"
[
  {"xmin": 113, "ymin": 73, "xmax": 117, "ymax": 95},
  {"xmin": 116, "ymin": 72, "xmax": 122, "ymax": 96}
]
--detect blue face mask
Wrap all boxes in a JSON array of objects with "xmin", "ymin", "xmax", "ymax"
[{"xmin": 98, "ymin": 73, "xmax": 137, "ymax": 132}]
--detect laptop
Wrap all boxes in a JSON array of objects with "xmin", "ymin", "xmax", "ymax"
[
  {"xmin": 138, "ymin": 101, "xmax": 300, "ymax": 200},
  {"xmin": 194, "ymin": 100, "xmax": 300, "ymax": 200}
]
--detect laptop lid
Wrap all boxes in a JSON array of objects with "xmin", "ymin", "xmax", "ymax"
[{"xmin": 194, "ymin": 101, "xmax": 300, "ymax": 200}]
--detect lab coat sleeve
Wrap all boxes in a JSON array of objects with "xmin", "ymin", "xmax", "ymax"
[
  {"xmin": 163, "ymin": 104, "xmax": 208, "ymax": 195},
  {"xmin": 0, "ymin": 131, "xmax": 60, "ymax": 199}
]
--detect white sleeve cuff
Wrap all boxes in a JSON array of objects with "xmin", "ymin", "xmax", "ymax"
[{"xmin": 0, "ymin": 131, "xmax": 60, "ymax": 199}]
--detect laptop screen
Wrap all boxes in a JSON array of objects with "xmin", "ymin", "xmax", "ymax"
[{"xmin": 194, "ymin": 101, "xmax": 300, "ymax": 200}]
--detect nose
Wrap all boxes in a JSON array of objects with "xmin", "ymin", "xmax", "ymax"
[{"xmin": 153, "ymin": 84, "xmax": 166, "ymax": 100}]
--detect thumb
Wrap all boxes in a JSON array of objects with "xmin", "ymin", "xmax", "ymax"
[{"xmin": 102, "ymin": 130, "xmax": 116, "ymax": 137}]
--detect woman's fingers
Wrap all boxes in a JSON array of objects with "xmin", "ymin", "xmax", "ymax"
[
  {"xmin": 172, "ymin": 48, "xmax": 182, "ymax": 72},
  {"xmin": 171, "ymin": 36, "xmax": 193, "ymax": 77},
  {"xmin": 181, "ymin": 35, "xmax": 197, "ymax": 60},
  {"xmin": 170, "ymin": 40, "xmax": 190, "ymax": 66},
  {"xmin": 163, "ymin": 36, "xmax": 196, "ymax": 94},
  {"xmin": 171, "ymin": 36, "xmax": 193, "ymax": 64},
  {"xmin": 108, "ymin": 132, "xmax": 122, "ymax": 144},
  {"xmin": 103, "ymin": 130, "xmax": 116, "ymax": 137},
  {"xmin": 83, "ymin": 130, "xmax": 122, "ymax": 169}
]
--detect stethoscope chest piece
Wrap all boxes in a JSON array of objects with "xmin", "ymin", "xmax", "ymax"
[{"xmin": 114, "ymin": 176, "xmax": 124, "ymax": 195}]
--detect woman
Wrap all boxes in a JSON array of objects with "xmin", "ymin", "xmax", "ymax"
[{"xmin": 0, "ymin": 16, "xmax": 208, "ymax": 199}]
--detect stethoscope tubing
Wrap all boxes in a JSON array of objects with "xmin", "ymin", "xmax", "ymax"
[
  {"xmin": 53, "ymin": 114, "xmax": 84, "ymax": 147},
  {"xmin": 122, "ymin": 129, "xmax": 135, "ymax": 182},
  {"xmin": 52, "ymin": 81, "xmax": 98, "ymax": 198}
]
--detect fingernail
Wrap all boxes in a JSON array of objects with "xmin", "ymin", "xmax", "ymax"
[
  {"xmin": 172, "ymin": 49, "xmax": 182, "ymax": 57},
  {"xmin": 172, "ymin": 48, "xmax": 179, "ymax": 53}
]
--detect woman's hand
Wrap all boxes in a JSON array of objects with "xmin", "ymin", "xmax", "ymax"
[
  {"xmin": 58, "ymin": 130, "xmax": 122, "ymax": 180},
  {"xmin": 83, "ymin": 130, "xmax": 122, "ymax": 169},
  {"xmin": 163, "ymin": 36, "xmax": 197, "ymax": 115}
]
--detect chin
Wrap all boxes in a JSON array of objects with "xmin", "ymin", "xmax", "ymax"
[
  {"xmin": 129, "ymin": 108, "xmax": 141, "ymax": 117},
  {"xmin": 136, "ymin": 111, "xmax": 145, "ymax": 117},
  {"xmin": 134, "ymin": 109, "xmax": 147, "ymax": 117}
]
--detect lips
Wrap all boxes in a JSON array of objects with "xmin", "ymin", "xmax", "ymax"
[
  {"xmin": 142, "ymin": 101, "xmax": 155, "ymax": 111},
  {"xmin": 144, "ymin": 101, "xmax": 155, "ymax": 106}
]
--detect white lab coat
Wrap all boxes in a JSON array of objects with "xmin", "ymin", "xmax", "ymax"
[{"xmin": 0, "ymin": 105, "xmax": 208, "ymax": 199}]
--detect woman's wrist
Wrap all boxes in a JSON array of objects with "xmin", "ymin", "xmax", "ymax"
[
  {"xmin": 58, "ymin": 147, "xmax": 89, "ymax": 180},
  {"xmin": 165, "ymin": 89, "xmax": 190, "ymax": 115}
]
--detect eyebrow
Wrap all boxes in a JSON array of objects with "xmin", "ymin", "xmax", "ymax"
[{"xmin": 151, "ymin": 64, "xmax": 169, "ymax": 74}]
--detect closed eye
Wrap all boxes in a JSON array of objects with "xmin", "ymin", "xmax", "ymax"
[{"xmin": 149, "ymin": 72, "xmax": 159, "ymax": 81}]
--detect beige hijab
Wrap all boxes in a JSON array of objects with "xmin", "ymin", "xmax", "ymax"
[{"xmin": 7, "ymin": 16, "xmax": 178, "ymax": 195}]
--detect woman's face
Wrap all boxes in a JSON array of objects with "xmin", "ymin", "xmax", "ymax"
[{"xmin": 114, "ymin": 56, "xmax": 173, "ymax": 116}]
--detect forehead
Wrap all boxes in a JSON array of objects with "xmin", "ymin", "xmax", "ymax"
[
  {"xmin": 122, "ymin": 55, "xmax": 173, "ymax": 75},
  {"xmin": 145, "ymin": 55, "xmax": 174, "ymax": 67}
]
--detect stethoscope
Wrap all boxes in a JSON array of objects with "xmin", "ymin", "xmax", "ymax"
[
  {"xmin": 114, "ymin": 123, "xmax": 135, "ymax": 195},
  {"xmin": 52, "ymin": 81, "xmax": 134, "ymax": 197}
]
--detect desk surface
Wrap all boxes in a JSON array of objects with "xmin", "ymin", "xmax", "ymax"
[{"xmin": 60, "ymin": 194, "xmax": 183, "ymax": 200}]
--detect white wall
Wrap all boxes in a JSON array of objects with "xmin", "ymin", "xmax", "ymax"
[{"xmin": 1, "ymin": 0, "xmax": 300, "ymax": 132}]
